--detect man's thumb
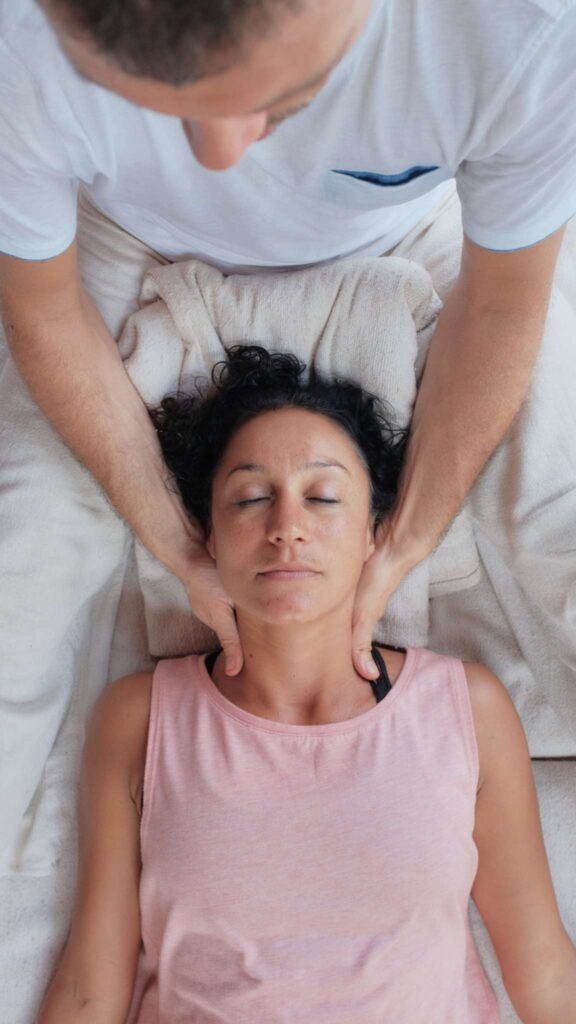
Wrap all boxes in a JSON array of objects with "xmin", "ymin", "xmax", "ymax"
[
  {"xmin": 216, "ymin": 612, "xmax": 243, "ymax": 676},
  {"xmin": 352, "ymin": 621, "xmax": 379, "ymax": 680}
]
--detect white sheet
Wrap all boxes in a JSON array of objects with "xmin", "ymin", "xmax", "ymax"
[{"xmin": 1, "ymin": 188, "xmax": 575, "ymax": 1023}]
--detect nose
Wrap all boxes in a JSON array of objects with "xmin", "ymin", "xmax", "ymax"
[
  {"xmin": 266, "ymin": 496, "xmax": 309, "ymax": 546},
  {"xmin": 182, "ymin": 113, "xmax": 269, "ymax": 170}
]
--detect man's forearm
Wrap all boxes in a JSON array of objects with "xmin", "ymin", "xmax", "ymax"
[
  {"xmin": 386, "ymin": 274, "xmax": 551, "ymax": 569},
  {"xmin": 2, "ymin": 278, "xmax": 199, "ymax": 579}
]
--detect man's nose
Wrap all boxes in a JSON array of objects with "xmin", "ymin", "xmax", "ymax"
[{"xmin": 182, "ymin": 114, "xmax": 269, "ymax": 170}]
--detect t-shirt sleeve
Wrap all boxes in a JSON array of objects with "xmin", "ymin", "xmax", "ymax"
[
  {"xmin": 456, "ymin": 7, "xmax": 576, "ymax": 251},
  {"xmin": 0, "ymin": 40, "xmax": 79, "ymax": 260}
]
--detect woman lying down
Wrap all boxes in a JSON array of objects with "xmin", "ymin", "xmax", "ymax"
[{"xmin": 39, "ymin": 346, "xmax": 576, "ymax": 1023}]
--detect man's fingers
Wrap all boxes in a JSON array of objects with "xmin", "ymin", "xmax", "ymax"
[
  {"xmin": 352, "ymin": 549, "xmax": 397, "ymax": 679},
  {"xmin": 221, "ymin": 641, "xmax": 243, "ymax": 677},
  {"xmin": 183, "ymin": 558, "xmax": 244, "ymax": 676},
  {"xmin": 214, "ymin": 610, "xmax": 243, "ymax": 676},
  {"xmin": 352, "ymin": 618, "xmax": 380, "ymax": 680}
]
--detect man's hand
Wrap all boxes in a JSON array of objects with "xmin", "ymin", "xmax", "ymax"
[
  {"xmin": 351, "ymin": 521, "xmax": 423, "ymax": 678},
  {"xmin": 181, "ymin": 546, "xmax": 243, "ymax": 676},
  {"xmin": 0, "ymin": 244, "xmax": 246, "ymax": 673},
  {"xmin": 352, "ymin": 225, "xmax": 565, "ymax": 679}
]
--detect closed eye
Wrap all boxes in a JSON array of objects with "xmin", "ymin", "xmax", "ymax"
[{"xmin": 235, "ymin": 496, "xmax": 340, "ymax": 506}]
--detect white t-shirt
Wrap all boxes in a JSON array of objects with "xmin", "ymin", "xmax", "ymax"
[{"xmin": 1, "ymin": 0, "xmax": 576, "ymax": 269}]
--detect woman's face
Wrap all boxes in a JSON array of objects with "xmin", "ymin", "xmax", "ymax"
[{"xmin": 207, "ymin": 407, "xmax": 376, "ymax": 625}]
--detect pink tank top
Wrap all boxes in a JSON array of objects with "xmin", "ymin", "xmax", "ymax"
[{"xmin": 128, "ymin": 648, "xmax": 500, "ymax": 1023}]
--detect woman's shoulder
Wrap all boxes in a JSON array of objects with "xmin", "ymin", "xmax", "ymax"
[
  {"xmin": 95, "ymin": 655, "xmax": 204, "ymax": 737},
  {"xmin": 461, "ymin": 660, "xmax": 529, "ymax": 793},
  {"xmin": 410, "ymin": 646, "xmax": 516, "ymax": 724},
  {"xmin": 399, "ymin": 649, "xmax": 529, "ymax": 793},
  {"xmin": 95, "ymin": 670, "xmax": 155, "ymax": 738},
  {"xmin": 86, "ymin": 670, "xmax": 155, "ymax": 806},
  {"xmin": 462, "ymin": 659, "xmax": 516, "ymax": 724}
]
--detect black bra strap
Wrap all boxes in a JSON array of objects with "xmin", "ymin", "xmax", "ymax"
[
  {"xmin": 205, "ymin": 648, "xmax": 220, "ymax": 677},
  {"xmin": 205, "ymin": 644, "xmax": 396, "ymax": 704},
  {"xmin": 369, "ymin": 643, "xmax": 393, "ymax": 703}
]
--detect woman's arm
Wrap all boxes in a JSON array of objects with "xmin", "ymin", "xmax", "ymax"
[
  {"xmin": 467, "ymin": 663, "xmax": 576, "ymax": 1024},
  {"xmin": 37, "ymin": 672, "xmax": 153, "ymax": 1024}
]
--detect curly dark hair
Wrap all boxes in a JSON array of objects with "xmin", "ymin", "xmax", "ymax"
[
  {"xmin": 48, "ymin": 0, "xmax": 304, "ymax": 85},
  {"xmin": 150, "ymin": 345, "xmax": 407, "ymax": 534}
]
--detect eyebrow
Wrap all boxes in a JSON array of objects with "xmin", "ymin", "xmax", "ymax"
[{"xmin": 226, "ymin": 459, "xmax": 351, "ymax": 479}]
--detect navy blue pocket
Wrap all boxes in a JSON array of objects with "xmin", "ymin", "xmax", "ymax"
[{"xmin": 332, "ymin": 166, "xmax": 440, "ymax": 187}]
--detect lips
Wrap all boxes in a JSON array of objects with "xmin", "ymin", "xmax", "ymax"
[{"xmin": 257, "ymin": 564, "xmax": 320, "ymax": 579}]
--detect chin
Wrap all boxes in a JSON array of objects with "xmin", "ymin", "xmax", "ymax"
[
  {"xmin": 261, "ymin": 602, "xmax": 318, "ymax": 624},
  {"xmin": 250, "ymin": 593, "xmax": 325, "ymax": 625}
]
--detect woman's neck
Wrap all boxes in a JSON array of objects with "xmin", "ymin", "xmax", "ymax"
[{"xmin": 211, "ymin": 610, "xmax": 381, "ymax": 725}]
